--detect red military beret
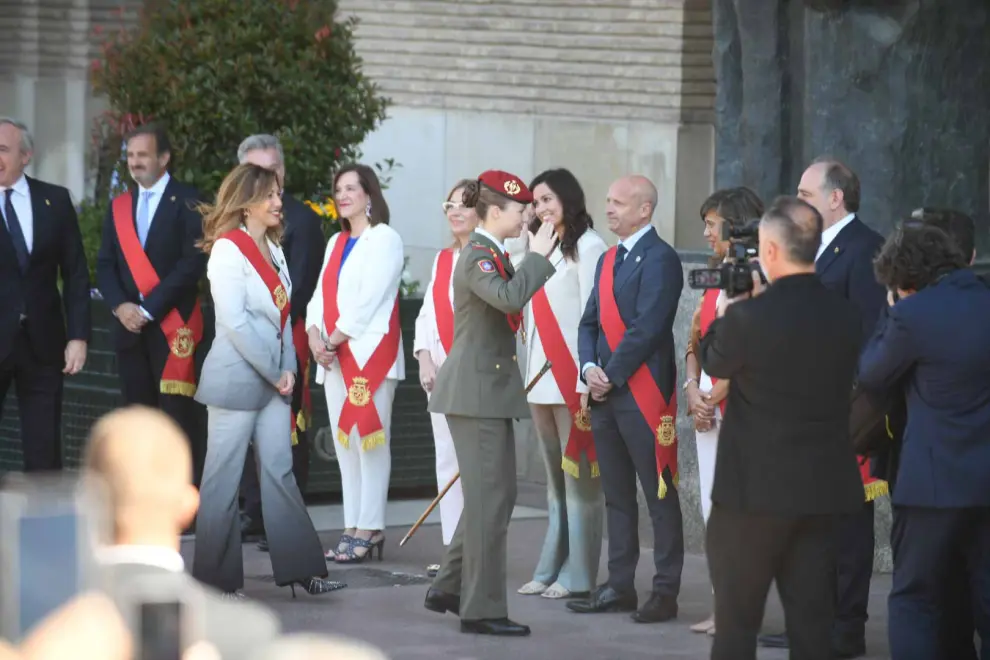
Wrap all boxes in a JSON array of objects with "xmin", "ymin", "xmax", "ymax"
[{"xmin": 478, "ymin": 170, "xmax": 533, "ymax": 204}]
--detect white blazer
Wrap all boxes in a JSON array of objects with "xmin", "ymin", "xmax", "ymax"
[
  {"xmin": 413, "ymin": 247, "xmax": 460, "ymax": 368},
  {"xmin": 523, "ymin": 230, "xmax": 608, "ymax": 405},
  {"xmin": 306, "ymin": 223, "xmax": 406, "ymax": 385},
  {"xmin": 196, "ymin": 229, "xmax": 295, "ymax": 410}
]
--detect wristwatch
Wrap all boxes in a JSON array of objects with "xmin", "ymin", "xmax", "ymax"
[{"xmin": 683, "ymin": 378, "xmax": 698, "ymax": 391}]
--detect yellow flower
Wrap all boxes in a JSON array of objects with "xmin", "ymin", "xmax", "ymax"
[{"xmin": 306, "ymin": 198, "xmax": 338, "ymax": 220}]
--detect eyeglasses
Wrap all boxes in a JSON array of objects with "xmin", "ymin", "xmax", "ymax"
[{"xmin": 442, "ymin": 201, "xmax": 466, "ymax": 213}]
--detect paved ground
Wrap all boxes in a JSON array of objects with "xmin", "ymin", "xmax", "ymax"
[{"xmin": 180, "ymin": 499, "xmax": 893, "ymax": 660}]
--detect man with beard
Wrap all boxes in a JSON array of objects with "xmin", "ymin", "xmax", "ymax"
[
  {"xmin": 235, "ymin": 134, "xmax": 326, "ymax": 549},
  {"xmin": 96, "ymin": 123, "xmax": 207, "ymax": 484}
]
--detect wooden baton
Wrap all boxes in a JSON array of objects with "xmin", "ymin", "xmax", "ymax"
[{"xmin": 397, "ymin": 359, "xmax": 553, "ymax": 548}]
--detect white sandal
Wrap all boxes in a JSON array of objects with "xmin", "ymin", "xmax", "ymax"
[
  {"xmin": 517, "ymin": 580, "xmax": 548, "ymax": 595},
  {"xmin": 540, "ymin": 582, "xmax": 571, "ymax": 599}
]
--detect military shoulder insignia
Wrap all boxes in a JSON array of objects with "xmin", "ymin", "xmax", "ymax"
[{"xmin": 478, "ymin": 260, "xmax": 496, "ymax": 273}]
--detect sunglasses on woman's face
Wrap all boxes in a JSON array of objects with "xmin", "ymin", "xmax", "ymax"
[{"xmin": 442, "ymin": 201, "xmax": 466, "ymax": 213}]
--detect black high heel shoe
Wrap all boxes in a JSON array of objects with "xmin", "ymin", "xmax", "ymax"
[
  {"xmin": 288, "ymin": 577, "xmax": 347, "ymax": 598},
  {"xmin": 335, "ymin": 535, "xmax": 385, "ymax": 564}
]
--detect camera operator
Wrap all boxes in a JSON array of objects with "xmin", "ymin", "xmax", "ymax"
[
  {"xmin": 699, "ymin": 196, "xmax": 864, "ymax": 660},
  {"xmin": 683, "ymin": 186, "xmax": 765, "ymax": 636},
  {"xmin": 857, "ymin": 223, "xmax": 990, "ymax": 660}
]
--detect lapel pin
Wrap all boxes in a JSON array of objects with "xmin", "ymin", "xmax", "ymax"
[
  {"xmin": 45, "ymin": 199, "xmax": 51, "ymax": 206},
  {"xmin": 170, "ymin": 195, "xmax": 176, "ymax": 202},
  {"xmin": 834, "ymin": 246, "xmax": 840, "ymax": 254},
  {"xmin": 635, "ymin": 256, "xmax": 641, "ymax": 263}
]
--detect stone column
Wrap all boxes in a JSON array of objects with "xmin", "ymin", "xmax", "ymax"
[{"xmin": 712, "ymin": 0, "xmax": 990, "ymax": 250}]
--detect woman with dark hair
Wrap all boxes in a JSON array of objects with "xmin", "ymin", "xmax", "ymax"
[
  {"xmin": 858, "ymin": 223, "xmax": 990, "ymax": 660},
  {"xmin": 306, "ymin": 163, "xmax": 405, "ymax": 563},
  {"xmin": 516, "ymin": 168, "xmax": 608, "ymax": 600},
  {"xmin": 413, "ymin": 178, "xmax": 479, "ymax": 576},
  {"xmin": 683, "ymin": 186, "xmax": 764, "ymax": 635},
  {"xmin": 425, "ymin": 170, "xmax": 558, "ymax": 636}
]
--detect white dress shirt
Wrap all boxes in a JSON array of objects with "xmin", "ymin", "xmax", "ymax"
[
  {"xmin": 474, "ymin": 226, "xmax": 506, "ymax": 254},
  {"xmin": 1, "ymin": 174, "xmax": 34, "ymax": 252},
  {"xmin": 816, "ymin": 212, "xmax": 854, "ymax": 262},
  {"xmin": 97, "ymin": 544, "xmax": 185, "ymax": 572}
]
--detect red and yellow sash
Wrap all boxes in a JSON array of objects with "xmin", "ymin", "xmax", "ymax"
[
  {"xmin": 698, "ymin": 288, "xmax": 727, "ymax": 417},
  {"xmin": 322, "ymin": 231, "xmax": 401, "ymax": 451},
  {"xmin": 599, "ymin": 246, "xmax": 678, "ymax": 498},
  {"xmin": 471, "ymin": 244, "xmax": 522, "ymax": 333},
  {"xmin": 433, "ymin": 248, "xmax": 455, "ymax": 355},
  {"xmin": 220, "ymin": 230, "xmax": 290, "ymax": 329},
  {"xmin": 290, "ymin": 318, "xmax": 313, "ymax": 447},
  {"xmin": 112, "ymin": 192, "xmax": 203, "ymax": 397},
  {"xmin": 532, "ymin": 288, "xmax": 598, "ymax": 478}
]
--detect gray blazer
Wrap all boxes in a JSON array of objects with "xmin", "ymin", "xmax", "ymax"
[
  {"xmin": 196, "ymin": 231, "xmax": 296, "ymax": 410},
  {"xmin": 100, "ymin": 560, "xmax": 280, "ymax": 660}
]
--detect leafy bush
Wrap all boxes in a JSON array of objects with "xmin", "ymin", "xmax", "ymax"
[{"xmin": 89, "ymin": 0, "xmax": 389, "ymax": 201}]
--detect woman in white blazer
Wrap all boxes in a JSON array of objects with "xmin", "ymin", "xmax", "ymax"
[
  {"xmin": 517, "ymin": 169, "xmax": 607, "ymax": 599},
  {"xmin": 192, "ymin": 164, "xmax": 342, "ymax": 597},
  {"xmin": 683, "ymin": 186, "xmax": 764, "ymax": 635},
  {"xmin": 306, "ymin": 163, "xmax": 405, "ymax": 563},
  {"xmin": 412, "ymin": 178, "xmax": 479, "ymax": 574}
]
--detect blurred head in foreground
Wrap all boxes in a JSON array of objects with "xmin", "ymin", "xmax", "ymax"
[{"xmin": 84, "ymin": 406, "xmax": 199, "ymax": 549}]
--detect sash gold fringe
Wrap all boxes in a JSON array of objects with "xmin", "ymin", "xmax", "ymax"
[
  {"xmin": 296, "ymin": 410, "xmax": 308, "ymax": 432},
  {"xmin": 656, "ymin": 471, "xmax": 679, "ymax": 500},
  {"xmin": 160, "ymin": 380, "xmax": 196, "ymax": 397},
  {"xmin": 336, "ymin": 429, "xmax": 387, "ymax": 451},
  {"xmin": 561, "ymin": 457, "xmax": 601, "ymax": 479},
  {"xmin": 361, "ymin": 430, "xmax": 387, "ymax": 451},
  {"xmin": 864, "ymin": 480, "xmax": 889, "ymax": 502},
  {"xmin": 291, "ymin": 429, "xmax": 299, "ymax": 447}
]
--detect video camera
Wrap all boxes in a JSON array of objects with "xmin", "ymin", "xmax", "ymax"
[{"xmin": 687, "ymin": 219, "xmax": 765, "ymax": 298}]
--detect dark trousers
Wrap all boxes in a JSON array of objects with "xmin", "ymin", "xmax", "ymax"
[
  {"xmin": 591, "ymin": 397, "xmax": 684, "ymax": 596},
  {"xmin": 240, "ymin": 375, "xmax": 310, "ymax": 524},
  {"xmin": 115, "ymin": 328, "xmax": 205, "ymax": 484},
  {"xmin": 889, "ymin": 505, "xmax": 990, "ymax": 660},
  {"xmin": 708, "ymin": 505, "xmax": 836, "ymax": 660},
  {"xmin": 0, "ymin": 327, "xmax": 63, "ymax": 471},
  {"xmin": 834, "ymin": 500, "xmax": 875, "ymax": 640}
]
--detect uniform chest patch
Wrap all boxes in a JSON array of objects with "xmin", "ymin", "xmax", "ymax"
[{"xmin": 478, "ymin": 260, "xmax": 496, "ymax": 273}]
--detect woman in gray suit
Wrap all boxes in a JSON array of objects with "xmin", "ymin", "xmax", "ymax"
[{"xmin": 191, "ymin": 164, "xmax": 344, "ymax": 597}]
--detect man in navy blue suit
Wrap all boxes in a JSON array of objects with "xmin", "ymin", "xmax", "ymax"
[
  {"xmin": 760, "ymin": 157, "xmax": 886, "ymax": 658},
  {"xmin": 858, "ymin": 223, "xmax": 990, "ymax": 660},
  {"xmin": 568, "ymin": 175, "xmax": 684, "ymax": 624}
]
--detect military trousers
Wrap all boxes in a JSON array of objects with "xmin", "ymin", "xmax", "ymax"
[{"xmin": 433, "ymin": 415, "xmax": 517, "ymax": 621}]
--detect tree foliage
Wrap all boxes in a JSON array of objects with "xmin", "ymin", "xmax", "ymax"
[{"xmin": 89, "ymin": 0, "xmax": 389, "ymax": 200}]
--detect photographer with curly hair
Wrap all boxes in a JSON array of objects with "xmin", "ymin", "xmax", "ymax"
[{"xmin": 858, "ymin": 223, "xmax": 990, "ymax": 660}]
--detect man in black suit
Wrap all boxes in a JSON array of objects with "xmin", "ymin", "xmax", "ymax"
[
  {"xmin": 760, "ymin": 157, "xmax": 887, "ymax": 658},
  {"xmin": 700, "ymin": 196, "xmax": 865, "ymax": 660},
  {"xmin": 96, "ymin": 124, "xmax": 206, "ymax": 482},
  {"xmin": 236, "ymin": 134, "xmax": 326, "ymax": 549},
  {"xmin": 569, "ymin": 175, "xmax": 684, "ymax": 623},
  {"xmin": 0, "ymin": 117, "xmax": 91, "ymax": 471}
]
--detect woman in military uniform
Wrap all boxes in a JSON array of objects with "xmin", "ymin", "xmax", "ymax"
[{"xmin": 423, "ymin": 170, "xmax": 559, "ymax": 637}]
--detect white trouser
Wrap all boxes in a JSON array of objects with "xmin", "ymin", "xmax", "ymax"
[
  {"xmin": 429, "ymin": 410, "xmax": 463, "ymax": 545},
  {"xmin": 696, "ymin": 369, "xmax": 722, "ymax": 524},
  {"xmin": 324, "ymin": 377, "xmax": 397, "ymax": 530}
]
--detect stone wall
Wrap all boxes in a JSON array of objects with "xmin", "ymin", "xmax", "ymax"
[{"xmin": 712, "ymin": 0, "xmax": 989, "ymax": 251}]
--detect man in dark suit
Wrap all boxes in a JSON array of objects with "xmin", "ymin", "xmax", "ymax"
[
  {"xmin": 235, "ymin": 134, "xmax": 326, "ymax": 549},
  {"xmin": 96, "ymin": 124, "xmax": 206, "ymax": 482},
  {"xmin": 569, "ymin": 175, "xmax": 684, "ymax": 623},
  {"xmin": 700, "ymin": 196, "xmax": 865, "ymax": 660},
  {"xmin": 858, "ymin": 223, "xmax": 990, "ymax": 660},
  {"xmin": 0, "ymin": 117, "xmax": 91, "ymax": 471},
  {"xmin": 760, "ymin": 157, "xmax": 887, "ymax": 657}
]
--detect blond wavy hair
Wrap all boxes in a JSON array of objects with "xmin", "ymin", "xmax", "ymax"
[{"xmin": 197, "ymin": 163, "xmax": 283, "ymax": 253}]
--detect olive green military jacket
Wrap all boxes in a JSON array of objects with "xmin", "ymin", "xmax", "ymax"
[{"xmin": 428, "ymin": 231, "xmax": 555, "ymax": 419}]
